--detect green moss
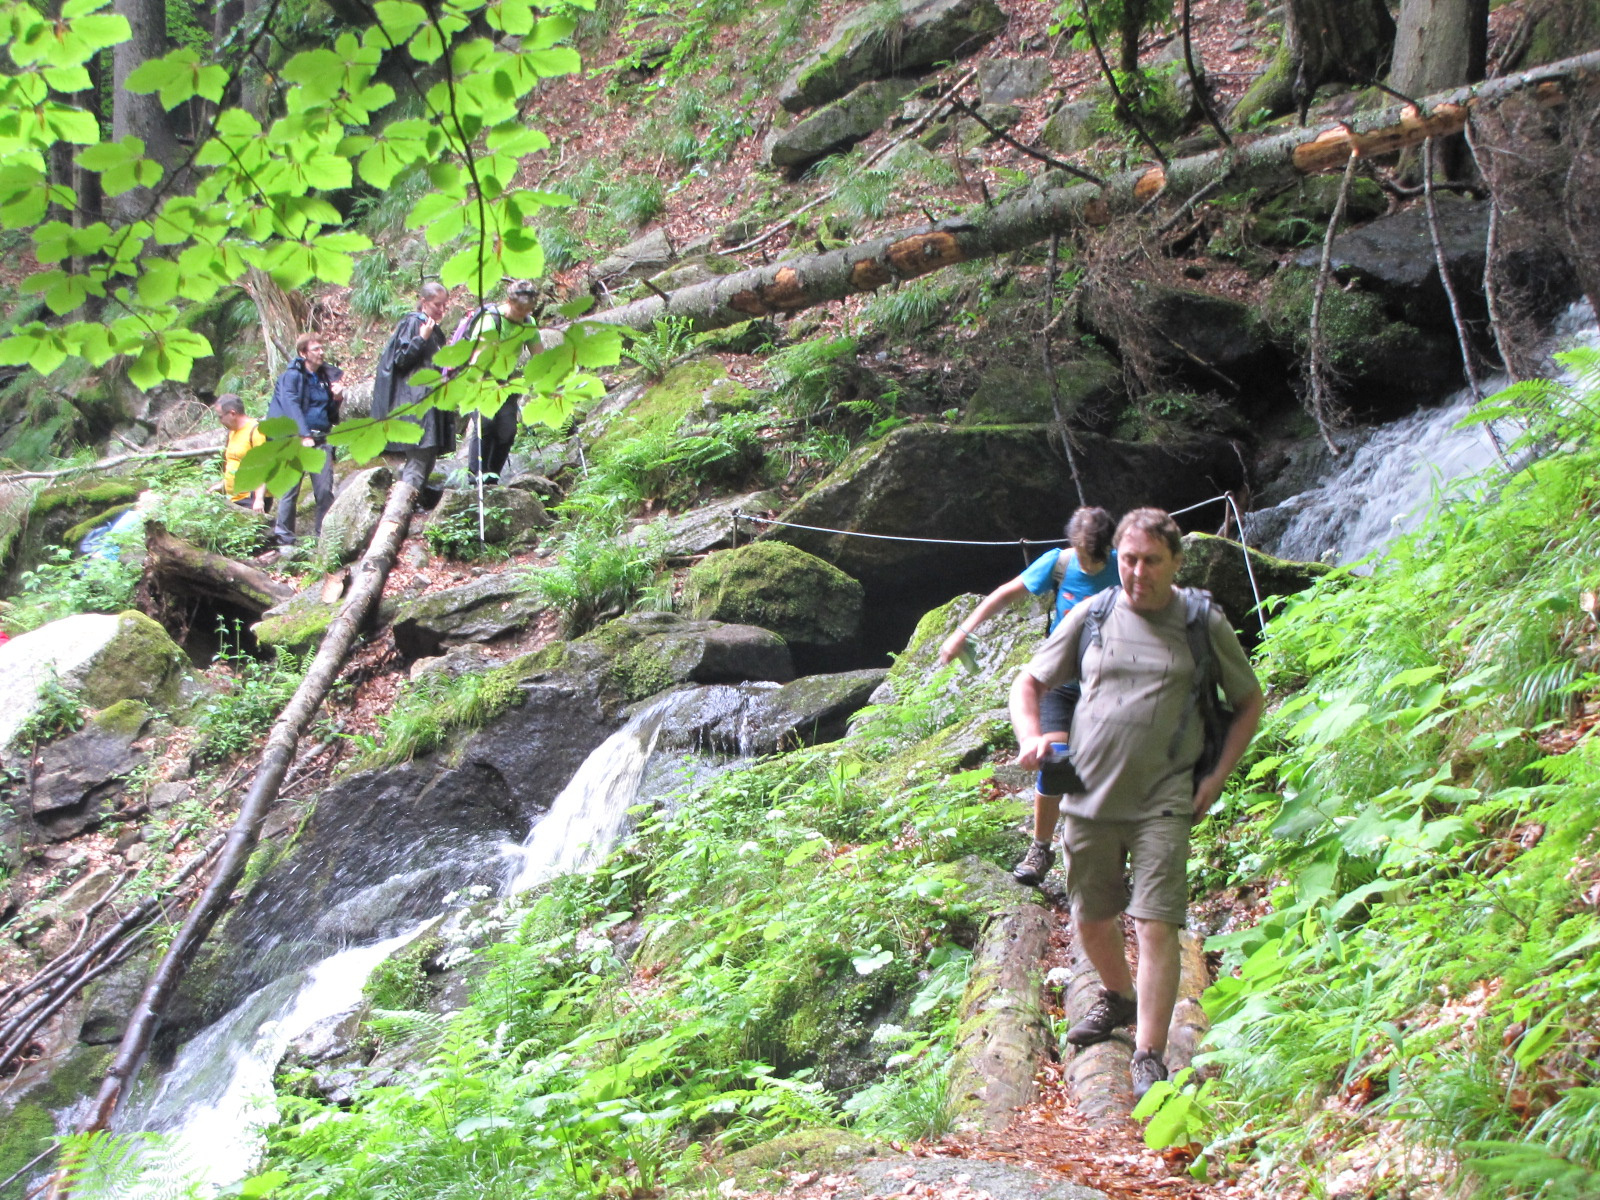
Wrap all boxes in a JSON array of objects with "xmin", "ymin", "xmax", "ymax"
[
  {"xmin": 0, "ymin": 1045, "xmax": 113, "ymax": 1198},
  {"xmin": 592, "ymin": 358, "xmax": 735, "ymax": 459},
  {"xmin": 60, "ymin": 503, "xmax": 136, "ymax": 549},
  {"xmin": 1259, "ymin": 267, "xmax": 1431, "ymax": 376},
  {"xmin": 364, "ymin": 936, "xmax": 443, "ymax": 1009},
  {"xmin": 1252, "ymin": 177, "xmax": 1386, "ymax": 247},
  {"xmin": 1520, "ymin": 0, "xmax": 1600, "ymax": 67},
  {"xmin": 686, "ymin": 542, "xmax": 863, "ymax": 647},
  {"xmin": 253, "ymin": 588, "xmax": 337, "ymax": 650},
  {"xmin": 608, "ymin": 641, "xmax": 680, "ymax": 702},
  {"xmin": 32, "ymin": 477, "xmax": 144, "ymax": 518},
  {"xmin": 77, "ymin": 612, "xmax": 189, "ymax": 712},
  {"xmin": 91, "ymin": 699, "xmax": 151, "ymax": 739},
  {"xmin": 715, "ymin": 1129, "xmax": 884, "ymax": 1192}
]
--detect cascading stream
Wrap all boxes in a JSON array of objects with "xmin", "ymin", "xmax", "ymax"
[
  {"xmin": 1245, "ymin": 302, "xmax": 1599, "ymax": 565},
  {"xmin": 87, "ymin": 690, "xmax": 726, "ymax": 1198}
]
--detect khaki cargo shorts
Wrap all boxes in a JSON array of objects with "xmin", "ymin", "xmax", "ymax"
[{"xmin": 1061, "ymin": 814, "xmax": 1192, "ymax": 926}]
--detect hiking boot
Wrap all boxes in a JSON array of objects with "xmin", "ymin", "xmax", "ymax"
[
  {"xmin": 1012, "ymin": 841, "xmax": 1055, "ymax": 886},
  {"xmin": 1064, "ymin": 987, "xmax": 1138, "ymax": 1046},
  {"xmin": 1131, "ymin": 1049, "xmax": 1169, "ymax": 1100}
]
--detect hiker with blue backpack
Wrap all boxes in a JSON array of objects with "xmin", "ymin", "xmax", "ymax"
[
  {"xmin": 938, "ymin": 506, "xmax": 1119, "ymax": 886},
  {"xmin": 1010, "ymin": 507, "xmax": 1263, "ymax": 1100}
]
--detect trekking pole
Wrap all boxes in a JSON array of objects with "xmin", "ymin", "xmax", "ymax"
[{"xmin": 473, "ymin": 411, "xmax": 486, "ymax": 544}]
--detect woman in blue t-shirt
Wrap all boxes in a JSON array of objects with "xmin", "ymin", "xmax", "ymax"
[{"xmin": 937, "ymin": 506, "xmax": 1118, "ymax": 886}]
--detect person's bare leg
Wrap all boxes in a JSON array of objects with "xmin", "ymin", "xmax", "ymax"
[
  {"xmin": 1033, "ymin": 782, "xmax": 1063, "ymax": 844},
  {"xmin": 1133, "ymin": 918, "xmax": 1182, "ymax": 1054},
  {"xmin": 1075, "ymin": 915, "xmax": 1134, "ymax": 998}
]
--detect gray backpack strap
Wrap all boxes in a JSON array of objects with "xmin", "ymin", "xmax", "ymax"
[
  {"xmin": 1166, "ymin": 589, "xmax": 1218, "ymax": 762},
  {"xmin": 1076, "ymin": 586, "xmax": 1121, "ymax": 680}
]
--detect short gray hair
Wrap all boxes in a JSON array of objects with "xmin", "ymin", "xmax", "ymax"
[
  {"xmin": 420, "ymin": 281, "xmax": 447, "ymax": 302},
  {"xmin": 215, "ymin": 393, "xmax": 245, "ymax": 415}
]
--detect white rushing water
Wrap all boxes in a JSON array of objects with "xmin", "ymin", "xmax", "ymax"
[
  {"xmin": 1245, "ymin": 301, "xmax": 1600, "ymax": 566},
  {"xmin": 92, "ymin": 697, "xmax": 693, "ymax": 1198}
]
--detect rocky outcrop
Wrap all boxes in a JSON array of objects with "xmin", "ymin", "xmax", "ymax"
[
  {"xmin": 253, "ymin": 582, "xmax": 339, "ymax": 650},
  {"xmin": 653, "ymin": 668, "xmax": 888, "ymax": 756},
  {"xmin": 387, "ymin": 575, "xmax": 547, "ymax": 658},
  {"xmin": 686, "ymin": 542, "xmax": 864, "ymax": 660},
  {"xmin": 0, "ymin": 611, "xmax": 193, "ymax": 749},
  {"xmin": 577, "ymin": 611, "xmax": 795, "ymax": 700},
  {"xmin": 0, "ymin": 477, "xmax": 145, "ymax": 595},
  {"xmin": 1177, "ymin": 531, "xmax": 1331, "ymax": 643},
  {"xmin": 593, "ymin": 228, "xmax": 674, "ymax": 281},
  {"xmin": 318, "ymin": 465, "xmax": 391, "ymax": 568},
  {"xmin": 28, "ymin": 701, "xmax": 151, "ymax": 841},
  {"xmin": 766, "ymin": 425, "xmax": 1246, "ymax": 617},
  {"xmin": 779, "ymin": 0, "xmax": 1007, "ymax": 113},
  {"xmin": 978, "ymin": 55, "xmax": 1051, "ymax": 104},
  {"xmin": 766, "ymin": 79, "xmax": 915, "ymax": 170}
]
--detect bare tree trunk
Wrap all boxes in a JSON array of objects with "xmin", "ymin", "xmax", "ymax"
[
  {"xmin": 245, "ymin": 267, "xmax": 311, "ymax": 379},
  {"xmin": 56, "ymin": 480, "xmax": 418, "ymax": 1187},
  {"xmin": 589, "ymin": 49, "xmax": 1600, "ymax": 336},
  {"xmin": 111, "ymin": 0, "xmax": 181, "ymax": 219},
  {"xmin": 1390, "ymin": 0, "xmax": 1488, "ymax": 97}
]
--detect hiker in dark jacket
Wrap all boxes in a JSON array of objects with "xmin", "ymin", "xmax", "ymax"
[
  {"xmin": 1010, "ymin": 508, "xmax": 1264, "ymax": 1101},
  {"xmin": 372, "ymin": 282, "xmax": 453, "ymax": 489},
  {"xmin": 464, "ymin": 279, "xmax": 538, "ymax": 483},
  {"xmin": 268, "ymin": 333, "xmax": 344, "ymax": 546}
]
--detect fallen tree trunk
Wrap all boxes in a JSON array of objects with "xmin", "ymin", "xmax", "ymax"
[
  {"xmin": 589, "ymin": 49, "xmax": 1600, "ymax": 334},
  {"xmin": 141, "ymin": 521, "xmax": 294, "ymax": 618},
  {"xmin": 0, "ymin": 444, "xmax": 218, "ymax": 485},
  {"xmin": 54, "ymin": 479, "xmax": 419, "ymax": 1191}
]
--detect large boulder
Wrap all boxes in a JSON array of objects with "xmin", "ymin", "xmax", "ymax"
[
  {"xmin": 592, "ymin": 228, "xmax": 674, "ymax": 281},
  {"xmin": 318, "ymin": 465, "xmax": 391, "ymax": 568},
  {"xmin": 768, "ymin": 423, "xmax": 1246, "ymax": 593},
  {"xmin": 427, "ymin": 486, "xmax": 550, "ymax": 552},
  {"xmin": 624, "ymin": 489, "xmax": 784, "ymax": 559},
  {"xmin": 766, "ymin": 79, "xmax": 915, "ymax": 171},
  {"xmin": 253, "ymin": 582, "xmax": 339, "ymax": 651},
  {"xmin": 1176, "ymin": 532, "xmax": 1330, "ymax": 647},
  {"xmin": 686, "ymin": 542, "xmax": 864, "ymax": 660},
  {"xmin": 387, "ymin": 575, "xmax": 547, "ymax": 658},
  {"xmin": 1293, "ymin": 199, "xmax": 1577, "ymax": 334},
  {"xmin": 0, "ymin": 611, "xmax": 193, "ymax": 749},
  {"xmin": 0, "ymin": 477, "xmax": 145, "ymax": 595},
  {"xmin": 963, "ymin": 351, "xmax": 1122, "ymax": 426},
  {"xmin": 28, "ymin": 700, "xmax": 150, "ymax": 841},
  {"xmin": 575, "ymin": 611, "xmax": 795, "ymax": 701},
  {"xmin": 978, "ymin": 56, "xmax": 1052, "ymax": 105},
  {"xmin": 779, "ymin": 0, "xmax": 1007, "ymax": 113}
]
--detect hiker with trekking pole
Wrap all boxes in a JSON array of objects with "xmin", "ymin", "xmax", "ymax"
[{"xmin": 1009, "ymin": 507, "xmax": 1264, "ymax": 1099}]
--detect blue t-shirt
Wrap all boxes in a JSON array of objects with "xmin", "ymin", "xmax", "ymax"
[
  {"xmin": 1019, "ymin": 547, "xmax": 1119, "ymax": 631},
  {"xmin": 301, "ymin": 372, "xmax": 333, "ymax": 433}
]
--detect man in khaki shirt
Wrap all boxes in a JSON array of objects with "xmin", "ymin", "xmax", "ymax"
[{"xmin": 1010, "ymin": 508, "xmax": 1264, "ymax": 1099}]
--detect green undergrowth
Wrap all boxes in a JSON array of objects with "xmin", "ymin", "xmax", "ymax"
[
  {"xmin": 242, "ymin": 641, "xmax": 1027, "ymax": 1198},
  {"xmin": 349, "ymin": 661, "xmax": 525, "ymax": 769},
  {"xmin": 1138, "ymin": 351, "xmax": 1600, "ymax": 1197}
]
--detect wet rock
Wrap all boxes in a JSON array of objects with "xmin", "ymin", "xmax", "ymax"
[
  {"xmin": 686, "ymin": 542, "xmax": 864, "ymax": 660},
  {"xmin": 654, "ymin": 668, "xmax": 888, "ymax": 756},
  {"xmin": 978, "ymin": 55, "xmax": 1052, "ymax": 104},
  {"xmin": 592, "ymin": 228, "xmax": 674, "ymax": 280},
  {"xmin": 28, "ymin": 703, "xmax": 149, "ymax": 841},
  {"xmin": 427, "ymin": 485, "xmax": 550, "ymax": 550},
  {"xmin": 766, "ymin": 79, "xmax": 916, "ymax": 170},
  {"xmin": 318, "ymin": 465, "xmax": 391, "ymax": 568},
  {"xmin": 0, "ymin": 612, "xmax": 193, "ymax": 749},
  {"xmin": 1177, "ymin": 532, "xmax": 1330, "ymax": 646},
  {"xmin": 768, "ymin": 424, "xmax": 1247, "ymax": 598},
  {"xmin": 388, "ymin": 575, "xmax": 547, "ymax": 658},
  {"xmin": 780, "ymin": 0, "xmax": 1007, "ymax": 113},
  {"xmin": 624, "ymin": 489, "xmax": 784, "ymax": 558}
]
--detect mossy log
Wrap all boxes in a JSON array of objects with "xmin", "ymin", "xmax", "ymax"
[
  {"xmin": 590, "ymin": 49, "xmax": 1600, "ymax": 334},
  {"xmin": 140, "ymin": 521, "xmax": 293, "ymax": 619}
]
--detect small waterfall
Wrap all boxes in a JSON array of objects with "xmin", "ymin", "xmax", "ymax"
[
  {"xmin": 1246, "ymin": 301, "xmax": 1600, "ymax": 565},
  {"xmin": 94, "ymin": 687, "xmax": 737, "ymax": 1198}
]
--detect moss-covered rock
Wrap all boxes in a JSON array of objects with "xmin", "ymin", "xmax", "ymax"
[
  {"xmin": 77, "ymin": 611, "xmax": 191, "ymax": 711},
  {"xmin": 427, "ymin": 485, "xmax": 550, "ymax": 552},
  {"xmin": 715, "ymin": 1129, "xmax": 888, "ymax": 1192},
  {"xmin": 1512, "ymin": 0, "xmax": 1600, "ymax": 70},
  {"xmin": 591, "ymin": 358, "xmax": 750, "ymax": 458},
  {"xmin": 318, "ymin": 465, "xmax": 391, "ymax": 568},
  {"xmin": 964, "ymin": 351, "xmax": 1122, "ymax": 425},
  {"xmin": 1176, "ymin": 532, "xmax": 1331, "ymax": 646},
  {"xmin": 0, "ymin": 1045, "xmax": 113, "ymax": 1198},
  {"xmin": 1251, "ymin": 176, "xmax": 1386, "ymax": 248},
  {"xmin": 686, "ymin": 542, "xmax": 864, "ymax": 652},
  {"xmin": 253, "ymin": 584, "xmax": 338, "ymax": 650},
  {"xmin": 0, "ymin": 476, "xmax": 146, "ymax": 594},
  {"xmin": 91, "ymin": 697, "xmax": 152, "ymax": 739},
  {"xmin": 388, "ymin": 574, "xmax": 547, "ymax": 658},
  {"xmin": 582, "ymin": 610, "xmax": 795, "ymax": 697}
]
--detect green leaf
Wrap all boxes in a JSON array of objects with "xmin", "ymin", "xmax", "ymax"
[
  {"xmin": 565, "ymin": 322, "xmax": 623, "ymax": 369},
  {"xmin": 851, "ymin": 946, "xmax": 893, "ymax": 975},
  {"xmin": 372, "ymin": 0, "xmax": 428, "ymax": 42}
]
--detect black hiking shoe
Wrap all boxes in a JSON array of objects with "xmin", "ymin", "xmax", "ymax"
[
  {"xmin": 1131, "ymin": 1049, "xmax": 1169, "ymax": 1100},
  {"xmin": 1064, "ymin": 987, "xmax": 1138, "ymax": 1046},
  {"xmin": 1012, "ymin": 841, "xmax": 1055, "ymax": 886}
]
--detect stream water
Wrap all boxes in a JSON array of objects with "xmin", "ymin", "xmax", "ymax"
[{"xmin": 1245, "ymin": 301, "xmax": 1599, "ymax": 565}]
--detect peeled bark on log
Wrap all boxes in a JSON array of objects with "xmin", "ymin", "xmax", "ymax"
[
  {"xmin": 58, "ymin": 479, "xmax": 418, "ymax": 1185},
  {"xmin": 141, "ymin": 521, "xmax": 294, "ymax": 618},
  {"xmin": 588, "ymin": 49, "xmax": 1600, "ymax": 336}
]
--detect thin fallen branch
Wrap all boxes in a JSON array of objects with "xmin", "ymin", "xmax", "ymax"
[
  {"xmin": 1181, "ymin": 0, "xmax": 1233, "ymax": 149},
  {"xmin": 1306, "ymin": 150, "xmax": 1359, "ymax": 456},
  {"xmin": 0, "ymin": 445, "xmax": 217, "ymax": 485},
  {"xmin": 947, "ymin": 98, "xmax": 1104, "ymax": 183},
  {"xmin": 1464, "ymin": 119, "xmax": 1522, "ymax": 385},
  {"xmin": 1077, "ymin": 0, "xmax": 1168, "ymax": 166},
  {"xmin": 63, "ymin": 479, "xmax": 418, "ymax": 1178},
  {"xmin": 1422, "ymin": 136, "xmax": 1509, "ymax": 467}
]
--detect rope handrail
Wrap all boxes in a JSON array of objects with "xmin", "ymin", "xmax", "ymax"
[{"xmin": 736, "ymin": 490, "xmax": 1273, "ymax": 636}]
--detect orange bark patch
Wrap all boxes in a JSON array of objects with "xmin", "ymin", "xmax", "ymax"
[
  {"xmin": 884, "ymin": 232, "xmax": 965, "ymax": 280},
  {"xmin": 850, "ymin": 258, "xmax": 895, "ymax": 290},
  {"xmin": 1292, "ymin": 104, "xmax": 1469, "ymax": 173},
  {"xmin": 1133, "ymin": 166, "xmax": 1166, "ymax": 201}
]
